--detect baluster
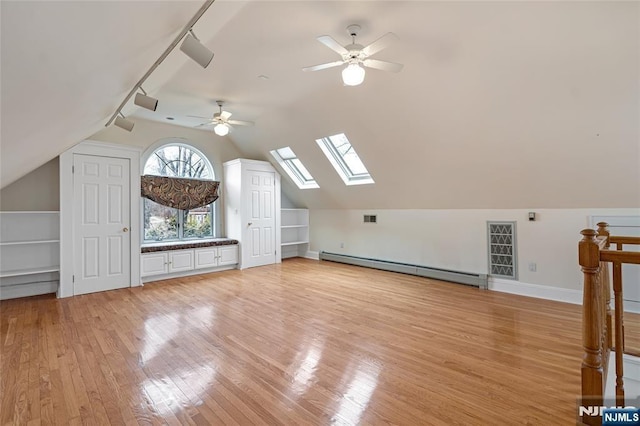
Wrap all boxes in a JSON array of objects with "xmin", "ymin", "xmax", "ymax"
[
  {"xmin": 597, "ymin": 222, "xmax": 613, "ymax": 350},
  {"xmin": 613, "ymin": 260, "xmax": 625, "ymax": 406},
  {"xmin": 579, "ymin": 229, "xmax": 604, "ymax": 426}
]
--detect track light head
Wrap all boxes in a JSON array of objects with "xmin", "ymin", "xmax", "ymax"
[
  {"xmin": 114, "ymin": 115, "xmax": 134, "ymax": 132},
  {"xmin": 134, "ymin": 92, "xmax": 158, "ymax": 111},
  {"xmin": 180, "ymin": 32, "xmax": 214, "ymax": 68}
]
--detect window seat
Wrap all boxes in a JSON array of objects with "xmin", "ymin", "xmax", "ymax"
[{"xmin": 141, "ymin": 238, "xmax": 238, "ymax": 253}]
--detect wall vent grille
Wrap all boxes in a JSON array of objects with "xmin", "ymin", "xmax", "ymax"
[
  {"xmin": 487, "ymin": 221, "xmax": 517, "ymax": 279},
  {"xmin": 364, "ymin": 215, "xmax": 377, "ymax": 223}
]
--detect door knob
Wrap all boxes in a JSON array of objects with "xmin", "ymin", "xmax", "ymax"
[
  {"xmin": 247, "ymin": 222, "xmax": 252, "ymax": 227},
  {"xmin": 123, "ymin": 227, "xmax": 129, "ymax": 232}
]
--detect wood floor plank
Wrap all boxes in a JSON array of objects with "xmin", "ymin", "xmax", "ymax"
[{"xmin": 1, "ymin": 258, "xmax": 615, "ymax": 424}]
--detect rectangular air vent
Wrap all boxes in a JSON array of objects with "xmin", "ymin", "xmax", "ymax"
[{"xmin": 364, "ymin": 215, "xmax": 377, "ymax": 223}]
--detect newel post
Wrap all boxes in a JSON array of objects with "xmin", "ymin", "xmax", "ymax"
[{"xmin": 579, "ymin": 229, "xmax": 604, "ymax": 425}]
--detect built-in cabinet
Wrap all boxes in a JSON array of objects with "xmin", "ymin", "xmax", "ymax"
[
  {"xmin": 0, "ymin": 211, "xmax": 60, "ymax": 300},
  {"xmin": 281, "ymin": 208, "xmax": 309, "ymax": 259},
  {"xmin": 224, "ymin": 159, "xmax": 281, "ymax": 269},
  {"xmin": 140, "ymin": 244, "xmax": 238, "ymax": 281}
]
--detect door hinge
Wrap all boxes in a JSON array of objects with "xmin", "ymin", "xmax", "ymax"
[
  {"xmin": 72, "ymin": 275, "xmax": 75, "ymax": 283},
  {"xmin": 72, "ymin": 165, "xmax": 75, "ymax": 173}
]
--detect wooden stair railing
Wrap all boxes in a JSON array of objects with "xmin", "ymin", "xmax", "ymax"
[{"xmin": 579, "ymin": 223, "xmax": 640, "ymax": 426}]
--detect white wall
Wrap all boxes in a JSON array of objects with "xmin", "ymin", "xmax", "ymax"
[
  {"xmin": 0, "ymin": 159, "xmax": 60, "ymax": 211},
  {"xmin": 310, "ymin": 208, "xmax": 640, "ymax": 293}
]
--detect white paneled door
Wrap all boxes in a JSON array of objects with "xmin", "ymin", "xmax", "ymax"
[
  {"xmin": 243, "ymin": 169, "xmax": 276, "ymax": 268},
  {"xmin": 73, "ymin": 154, "xmax": 131, "ymax": 295}
]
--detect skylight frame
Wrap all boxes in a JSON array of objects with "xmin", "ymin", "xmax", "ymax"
[
  {"xmin": 316, "ymin": 133, "xmax": 374, "ymax": 186},
  {"xmin": 270, "ymin": 147, "xmax": 319, "ymax": 189}
]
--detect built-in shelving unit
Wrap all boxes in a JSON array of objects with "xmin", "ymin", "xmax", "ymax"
[
  {"xmin": 281, "ymin": 208, "xmax": 309, "ymax": 258},
  {"xmin": 0, "ymin": 211, "xmax": 60, "ymax": 299}
]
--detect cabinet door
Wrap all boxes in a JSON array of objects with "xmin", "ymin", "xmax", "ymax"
[
  {"xmin": 141, "ymin": 253, "xmax": 168, "ymax": 277},
  {"xmin": 194, "ymin": 248, "xmax": 218, "ymax": 269},
  {"xmin": 169, "ymin": 250, "xmax": 194, "ymax": 273},
  {"xmin": 218, "ymin": 245, "xmax": 239, "ymax": 266}
]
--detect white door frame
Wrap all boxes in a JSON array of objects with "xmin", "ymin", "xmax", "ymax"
[{"xmin": 59, "ymin": 140, "xmax": 141, "ymax": 298}]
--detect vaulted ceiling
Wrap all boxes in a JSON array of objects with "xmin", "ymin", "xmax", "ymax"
[{"xmin": 2, "ymin": 1, "xmax": 638, "ymax": 209}]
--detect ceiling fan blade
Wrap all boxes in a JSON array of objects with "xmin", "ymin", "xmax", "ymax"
[
  {"xmin": 187, "ymin": 115, "xmax": 211, "ymax": 119},
  {"xmin": 362, "ymin": 32, "xmax": 398, "ymax": 57},
  {"xmin": 195, "ymin": 121, "xmax": 215, "ymax": 127},
  {"xmin": 362, "ymin": 58, "xmax": 404, "ymax": 73},
  {"xmin": 220, "ymin": 111, "xmax": 232, "ymax": 120},
  {"xmin": 317, "ymin": 35, "xmax": 348, "ymax": 56},
  {"xmin": 227, "ymin": 119, "xmax": 254, "ymax": 127},
  {"xmin": 302, "ymin": 60, "xmax": 345, "ymax": 72}
]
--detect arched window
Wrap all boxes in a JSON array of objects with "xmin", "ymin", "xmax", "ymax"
[{"xmin": 142, "ymin": 143, "xmax": 216, "ymax": 241}]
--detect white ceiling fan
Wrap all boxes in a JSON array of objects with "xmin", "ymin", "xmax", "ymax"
[
  {"xmin": 303, "ymin": 24, "xmax": 404, "ymax": 86},
  {"xmin": 190, "ymin": 101, "xmax": 254, "ymax": 136}
]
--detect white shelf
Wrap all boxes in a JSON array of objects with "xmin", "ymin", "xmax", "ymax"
[
  {"xmin": 0, "ymin": 211, "xmax": 60, "ymax": 214},
  {"xmin": 281, "ymin": 240, "xmax": 309, "ymax": 246},
  {"xmin": 0, "ymin": 239, "xmax": 60, "ymax": 246},
  {"xmin": 280, "ymin": 208, "xmax": 309, "ymax": 258},
  {"xmin": 0, "ymin": 266, "xmax": 60, "ymax": 278},
  {"xmin": 0, "ymin": 211, "xmax": 60, "ymax": 299}
]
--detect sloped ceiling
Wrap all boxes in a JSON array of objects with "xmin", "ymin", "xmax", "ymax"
[{"xmin": 2, "ymin": 1, "xmax": 639, "ymax": 209}]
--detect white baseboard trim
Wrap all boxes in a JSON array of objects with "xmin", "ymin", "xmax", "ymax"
[
  {"xmin": 624, "ymin": 300, "xmax": 640, "ymax": 314},
  {"xmin": 488, "ymin": 277, "xmax": 582, "ymax": 305},
  {"xmin": 304, "ymin": 251, "xmax": 320, "ymax": 260},
  {"xmin": 0, "ymin": 281, "xmax": 58, "ymax": 300}
]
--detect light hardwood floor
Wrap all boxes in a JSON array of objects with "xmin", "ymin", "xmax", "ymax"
[{"xmin": 0, "ymin": 258, "xmax": 598, "ymax": 425}]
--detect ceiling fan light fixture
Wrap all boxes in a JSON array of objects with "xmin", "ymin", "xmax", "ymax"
[
  {"xmin": 214, "ymin": 122, "xmax": 229, "ymax": 136},
  {"xmin": 342, "ymin": 63, "xmax": 365, "ymax": 86}
]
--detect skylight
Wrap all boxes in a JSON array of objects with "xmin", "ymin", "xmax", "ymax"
[
  {"xmin": 270, "ymin": 147, "xmax": 319, "ymax": 189},
  {"xmin": 316, "ymin": 133, "xmax": 374, "ymax": 185}
]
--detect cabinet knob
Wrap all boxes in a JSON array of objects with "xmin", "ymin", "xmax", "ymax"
[{"xmin": 123, "ymin": 227, "xmax": 129, "ymax": 232}]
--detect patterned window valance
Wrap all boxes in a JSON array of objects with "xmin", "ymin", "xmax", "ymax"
[{"xmin": 141, "ymin": 175, "xmax": 219, "ymax": 210}]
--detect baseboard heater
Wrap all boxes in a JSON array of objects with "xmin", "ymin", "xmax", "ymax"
[{"xmin": 319, "ymin": 251, "xmax": 488, "ymax": 289}]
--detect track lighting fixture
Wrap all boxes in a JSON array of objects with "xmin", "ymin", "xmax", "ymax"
[
  {"xmin": 134, "ymin": 87, "xmax": 158, "ymax": 111},
  {"xmin": 180, "ymin": 30, "xmax": 214, "ymax": 69},
  {"xmin": 105, "ymin": 0, "xmax": 214, "ymax": 129},
  {"xmin": 214, "ymin": 123, "xmax": 230, "ymax": 136},
  {"xmin": 114, "ymin": 113, "xmax": 134, "ymax": 132}
]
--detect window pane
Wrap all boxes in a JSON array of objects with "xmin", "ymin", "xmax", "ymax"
[
  {"xmin": 316, "ymin": 133, "xmax": 374, "ymax": 185},
  {"xmin": 144, "ymin": 199, "xmax": 178, "ymax": 241},
  {"xmin": 276, "ymin": 147, "xmax": 296, "ymax": 160},
  {"xmin": 290, "ymin": 159, "xmax": 314, "ymax": 181},
  {"xmin": 144, "ymin": 145, "xmax": 212, "ymax": 179},
  {"xmin": 269, "ymin": 147, "xmax": 319, "ymax": 189},
  {"xmin": 327, "ymin": 133, "xmax": 369, "ymax": 176},
  {"xmin": 183, "ymin": 205, "xmax": 213, "ymax": 239}
]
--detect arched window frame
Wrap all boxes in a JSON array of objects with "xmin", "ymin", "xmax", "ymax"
[{"xmin": 141, "ymin": 140, "xmax": 218, "ymax": 242}]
